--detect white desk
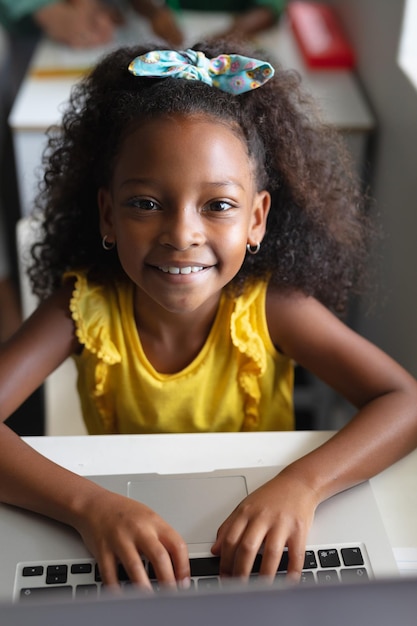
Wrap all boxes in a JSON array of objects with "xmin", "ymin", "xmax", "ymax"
[
  {"xmin": 9, "ymin": 12, "xmax": 374, "ymax": 216},
  {"xmin": 24, "ymin": 431, "xmax": 417, "ymax": 552}
]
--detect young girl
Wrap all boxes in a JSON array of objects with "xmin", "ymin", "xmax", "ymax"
[{"xmin": 1, "ymin": 40, "xmax": 417, "ymax": 591}]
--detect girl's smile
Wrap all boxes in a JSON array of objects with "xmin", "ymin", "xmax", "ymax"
[
  {"xmin": 157, "ymin": 265, "xmax": 205, "ymax": 275},
  {"xmin": 98, "ymin": 113, "xmax": 270, "ymax": 319}
]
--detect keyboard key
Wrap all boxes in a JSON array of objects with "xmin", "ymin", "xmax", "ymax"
[
  {"xmin": 76, "ymin": 584, "xmax": 98, "ymax": 598},
  {"xmin": 71, "ymin": 563, "xmax": 92, "ymax": 575},
  {"xmin": 158, "ymin": 557, "xmax": 220, "ymax": 579},
  {"xmin": 46, "ymin": 564, "xmax": 68, "ymax": 585},
  {"xmin": 318, "ymin": 549, "xmax": 340, "ymax": 568},
  {"xmin": 22, "ymin": 566, "xmax": 44, "ymax": 577},
  {"xmin": 273, "ymin": 573, "xmax": 288, "ymax": 588},
  {"xmin": 20, "ymin": 586, "xmax": 72, "ymax": 601},
  {"xmin": 303, "ymin": 551, "xmax": 317, "ymax": 569},
  {"xmin": 197, "ymin": 577, "xmax": 220, "ymax": 590},
  {"xmin": 300, "ymin": 571, "xmax": 315, "ymax": 583},
  {"xmin": 340, "ymin": 567, "xmax": 369, "ymax": 583},
  {"xmin": 189, "ymin": 557, "xmax": 221, "ymax": 578},
  {"xmin": 341, "ymin": 547, "xmax": 364, "ymax": 567},
  {"xmin": 317, "ymin": 569, "xmax": 339, "ymax": 584}
]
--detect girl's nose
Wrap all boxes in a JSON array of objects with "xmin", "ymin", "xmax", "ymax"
[{"xmin": 158, "ymin": 208, "xmax": 205, "ymax": 250}]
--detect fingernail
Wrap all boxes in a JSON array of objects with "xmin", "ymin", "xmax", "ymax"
[
  {"xmin": 287, "ymin": 572, "xmax": 301, "ymax": 584},
  {"xmin": 179, "ymin": 577, "xmax": 191, "ymax": 590}
]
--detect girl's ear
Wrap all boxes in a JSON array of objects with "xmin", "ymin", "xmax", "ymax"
[
  {"xmin": 98, "ymin": 187, "xmax": 115, "ymax": 239},
  {"xmin": 248, "ymin": 190, "xmax": 270, "ymax": 246}
]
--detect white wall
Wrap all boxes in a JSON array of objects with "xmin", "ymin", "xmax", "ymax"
[{"xmin": 327, "ymin": 0, "xmax": 417, "ymax": 375}]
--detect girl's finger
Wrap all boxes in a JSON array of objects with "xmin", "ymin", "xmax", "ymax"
[
  {"xmin": 215, "ymin": 517, "xmax": 248, "ymax": 576},
  {"xmin": 143, "ymin": 539, "xmax": 181, "ymax": 588},
  {"xmin": 229, "ymin": 521, "xmax": 266, "ymax": 578},
  {"xmin": 160, "ymin": 532, "xmax": 190, "ymax": 585},
  {"xmin": 96, "ymin": 551, "xmax": 120, "ymax": 588},
  {"xmin": 115, "ymin": 545, "xmax": 153, "ymax": 591},
  {"xmin": 258, "ymin": 529, "xmax": 287, "ymax": 578},
  {"xmin": 286, "ymin": 533, "xmax": 309, "ymax": 581}
]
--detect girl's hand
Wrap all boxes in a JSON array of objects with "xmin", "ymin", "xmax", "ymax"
[
  {"xmin": 211, "ymin": 469, "xmax": 320, "ymax": 581},
  {"xmin": 75, "ymin": 488, "xmax": 190, "ymax": 590}
]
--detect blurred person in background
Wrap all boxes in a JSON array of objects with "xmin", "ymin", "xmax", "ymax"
[
  {"xmin": 0, "ymin": 0, "xmax": 287, "ymax": 48},
  {"xmin": 131, "ymin": 0, "xmax": 287, "ymax": 46}
]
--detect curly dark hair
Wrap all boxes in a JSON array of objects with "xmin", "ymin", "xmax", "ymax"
[{"xmin": 29, "ymin": 38, "xmax": 373, "ymax": 314}]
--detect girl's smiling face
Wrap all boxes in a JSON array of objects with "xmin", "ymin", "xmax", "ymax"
[{"xmin": 98, "ymin": 114, "xmax": 270, "ymax": 317}]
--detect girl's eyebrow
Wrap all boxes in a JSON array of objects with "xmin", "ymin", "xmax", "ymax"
[
  {"xmin": 205, "ymin": 180, "xmax": 245, "ymax": 191},
  {"xmin": 119, "ymin": 177, "xmax": 156, "ymax": 188}
]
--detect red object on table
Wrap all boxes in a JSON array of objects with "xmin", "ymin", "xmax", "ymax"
[{"xmin": 287, "ymin": 1, "xmax": 356, "ymax": 69}]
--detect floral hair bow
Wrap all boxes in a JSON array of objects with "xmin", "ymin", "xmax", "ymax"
[{"xmin": 128, "ymin": 49, "xmax": 274, "ymax": 95}]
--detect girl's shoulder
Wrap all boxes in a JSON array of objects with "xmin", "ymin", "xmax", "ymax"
[
  {"xmin": 264, "ymin": 284, "xmax": 365, "ymax": 375},
  {"xmin": 265, "ymin": 283, "xmax": 311, "ymax": 319},
  {"xmin": 265, "ymin": 285, "xmax": 339, "ymax": 355}
]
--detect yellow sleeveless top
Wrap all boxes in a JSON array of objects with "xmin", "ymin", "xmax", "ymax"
[{"xmin": 66, "ymin": 272, "xmax": 294, "ymax": 434}]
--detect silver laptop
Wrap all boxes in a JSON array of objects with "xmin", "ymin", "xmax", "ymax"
[{"xmin": 0, "ymin": 465, "xmax": 398, "ymax": 602}]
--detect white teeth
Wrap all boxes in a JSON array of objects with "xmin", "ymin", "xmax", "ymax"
[{"xmin": 159, "ymin": 266, "xmax": 204, "ymax": 275}]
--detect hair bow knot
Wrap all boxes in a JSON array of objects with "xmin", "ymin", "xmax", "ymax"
[{"xmin": 128, "ymin": 49, "xmax": 274, "ymax": 95}]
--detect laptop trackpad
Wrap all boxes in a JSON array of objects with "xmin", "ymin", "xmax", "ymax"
[{"xmin": 128, "ymin": 476, "xmax": 248, "ymax": 544}]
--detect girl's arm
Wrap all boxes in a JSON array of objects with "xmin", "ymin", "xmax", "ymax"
[
  {"xmin": 212, "ymin": 289, "xmax": 417, "ymax": 579},
  {"xmin": 0, "ymin": 285, "xmax": 78, "ymax": 419},
  {"xmin": 0, "ymin": 287, "xmax": 190, "ymax": 589}
]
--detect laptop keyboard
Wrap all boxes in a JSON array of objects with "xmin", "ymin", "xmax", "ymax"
[{"xmin": 15, "ymin": 543, "xmax": 371, "ymax": 602}]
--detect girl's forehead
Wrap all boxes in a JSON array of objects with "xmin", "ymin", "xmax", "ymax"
[{"xmin": 112, "ymin": 112, "xmax": 256, "ymax": 186}]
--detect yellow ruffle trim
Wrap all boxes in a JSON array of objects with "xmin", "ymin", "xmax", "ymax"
[
  {"xmin": 66, "ymin": 272, "xmax": 268, "ymax": 433},
  {"xmin": 65, "ymin": 271, "xmax": 121, "ymax": 433},
  {"xmin": 230, "ymin": 284, "xmax": 267, "ymax": 431}
]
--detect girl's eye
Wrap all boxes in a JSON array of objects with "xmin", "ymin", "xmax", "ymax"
[
  {"xmin": 128, "ymin": 198, "xmax": 160, "ymax": 211},
  {"xmin": 207, "ymin": 200, "xmax": 234, "ymax": 212}
]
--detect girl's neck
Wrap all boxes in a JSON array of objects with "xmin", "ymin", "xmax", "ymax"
[{"xmin": 133, "ymin": 289, "xmax": 222, "ymax": 374}]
